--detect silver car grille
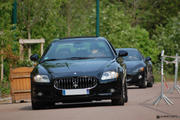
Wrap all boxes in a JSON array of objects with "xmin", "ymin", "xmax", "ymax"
[{"xmin": 54, "ymin": 76, "xmax": 98, "ymax": 90}]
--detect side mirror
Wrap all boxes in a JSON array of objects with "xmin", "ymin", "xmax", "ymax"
[
  {"xmin": 115, "ymin": 49, "xmax": 119, "ymax": 55},
  {"xmin": 118, "ymin": 50, "xmax": 128, "ymax": 57},
  {"xmin": 145, "ymin": 56, "xmax": 151, "ymax": 61},
  {"xmin": 30, "ymin": 54, "xmax": 39, "ymax": 61}
]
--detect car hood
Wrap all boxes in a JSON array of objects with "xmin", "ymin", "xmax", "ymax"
[
  {"xmin": 39, "ymin": 58, "xmax": 115, "ymax": 78},
  {"xmin": 124, "ymin": 61, "xmax": 146, "ymax": 74}
]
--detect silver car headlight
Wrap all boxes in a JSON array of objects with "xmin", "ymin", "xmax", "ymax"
[
  {"xmin": 101, "ymin": 71, "xmax": 119, "ymax": 80},
  {"xmin": 34, "ymin": 75, "xmax": 50, "ymax": 83}
]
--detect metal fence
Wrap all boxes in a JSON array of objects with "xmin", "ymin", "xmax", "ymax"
[{"xmin": 153, "ymin": 50, "xmax": 180, "ymax": 106}]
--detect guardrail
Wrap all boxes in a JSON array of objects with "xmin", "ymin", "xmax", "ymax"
[{"xmin": 167, "ymin": 53, "xmax": 180, "ymax": 94}]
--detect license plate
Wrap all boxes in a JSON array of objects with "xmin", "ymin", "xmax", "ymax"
[{"xmin": 62, "ymin": 89, "xmax": 89, "ymax": 96}]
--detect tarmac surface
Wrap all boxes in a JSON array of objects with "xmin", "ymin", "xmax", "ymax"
[{"xmin": 0, "ymin": 82, "xmax": 180, "ymax": 120}]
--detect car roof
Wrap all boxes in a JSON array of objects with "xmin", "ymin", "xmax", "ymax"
[
  {"xmin": 52, "ymin": 36, "xmax": 106, "ymax": 42},
  {"xmin": 116, "ymin": 48, "xmax": 138, "ymax": 51}
]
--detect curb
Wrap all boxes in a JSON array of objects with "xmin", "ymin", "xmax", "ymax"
[
  {"xmin": 0, "ymin": 97, "xmax": 11, "ymax": 101},
  {"xmin": 0, "ymin": 97, "xmax": 11, "ymax": 104}
]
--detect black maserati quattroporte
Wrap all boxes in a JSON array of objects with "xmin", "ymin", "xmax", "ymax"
[
  {"xmin": 116, "ymin": 48, "xmax": 154, "ymax": 88},
  {"xmin": 30, "ymin": 37, "xmax": 128, "ymax": 109}
]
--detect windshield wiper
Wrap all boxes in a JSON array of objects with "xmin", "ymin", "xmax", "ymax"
[
  {"xmin": 40, "ymin": 58, "xmax": 63, "ymax": 63},
  {"xmin": 66, "ymin": 57, "xmax": 96, "ymax": 60},
  {"xmin": 40, "ymin": 57, "xmax": 105, "ymax": 63},
  {"xmin": 66, "ymin": 57, "xmax": 113, "ymax": 60}
]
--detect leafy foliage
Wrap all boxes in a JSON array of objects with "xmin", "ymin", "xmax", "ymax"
[
  {"xmin": 153, "ymin": 13, "xmax": 180, "ymax": 56},
  {"xmin": 0, "ymin": 76, "xmax": 10, "ymax": 95},
  {"xmin": 16, "ymin": 60, "xmax": 34, "ymax": 67},
  {"xmin": 99, "ymin": 2, "xmax": 159, "ymax": 63}
]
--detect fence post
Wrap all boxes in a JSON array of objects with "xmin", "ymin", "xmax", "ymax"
[
  {"xmin": 153, "ymin": 50, "xmax": 174, "ymax": 105},
  {"xmin": 168, "ymin": 53, "xmax": 180, "ymax": 94}
]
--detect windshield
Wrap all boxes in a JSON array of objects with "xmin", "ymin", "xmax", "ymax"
[
  {"xmin": 41, "ymin": 40, "xmax": 114, "ymax": 61},
  {"xmin": 123, "ymin": 50, "xmax": 143, "ymax": 61}
]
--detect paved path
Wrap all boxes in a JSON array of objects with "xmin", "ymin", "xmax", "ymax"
[{"xmin": 0, "ymin": 83, "xmax": 180, "ymax": 120}]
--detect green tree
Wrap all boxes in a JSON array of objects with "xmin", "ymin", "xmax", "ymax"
[
  {"xmin": 153, "ymin": 13, "xmax": 180, "ymax": 56},
  {"xmin": 99, "ymin": 1, "xmax": 159, "ymax": 63},
  {"xmin": 0, "ymin": 0, "xmax": 20, "ymax": 86},
  {"xmin": 130, "ymin": 0, "xmax": 180, "ymax": 35}
]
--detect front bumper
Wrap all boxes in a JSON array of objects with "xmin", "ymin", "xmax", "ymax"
[
  {"xmin": 126, "ymin": 72, "xmax": 145, "ymax": 86},
  {"xmin": 31, "ymin": 80, "xmax": 122, "ymax": 103}
]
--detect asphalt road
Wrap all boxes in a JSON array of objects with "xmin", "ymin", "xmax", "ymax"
[{"xmin": 0, "ymin": 82, "xmax": 180, "ymax": 120}]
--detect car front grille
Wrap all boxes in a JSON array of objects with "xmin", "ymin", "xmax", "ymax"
[{"xmin": 54, "ymin": 76, "xmax": 98, "ymax": 90}]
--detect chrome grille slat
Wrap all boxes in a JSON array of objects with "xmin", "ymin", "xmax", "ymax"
[
  {"xmin": 80, "ymin": 77, "xmax": 82, "ymax": 88},
  {"xmin": 54, "ymin": 77, "xmax": 98, "ymax": 90}
]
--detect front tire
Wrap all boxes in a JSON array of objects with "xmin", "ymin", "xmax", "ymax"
[
  {"xmin": 147, "ymin": 76, "xmax": 154, "ymax": 87},
  {"xmin": 124, "ymin": 82, "xmax": 128, "ymax": 103},
  {"xmin": 32, "ymin": 101, "xmax": 42, "ymax": 110},
  {"xmin": 111, "ymin": 83, "xmax": 125, "ymax": 106},
  {"xmin": 112, "ymin": 98, "xmax": 124, "ymax": 105},
  {"xmin": 32, "ymin": 100, "xmax": 54, "ymax": 110}
]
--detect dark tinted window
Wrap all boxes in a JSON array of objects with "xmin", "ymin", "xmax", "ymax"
[
  {"xmin": 41, "ymin": 40, "xmax": 114, "ymax": 61},
  {"xmin": 123, "ymin": 50, "xmax": 143, "ymax": 61}
]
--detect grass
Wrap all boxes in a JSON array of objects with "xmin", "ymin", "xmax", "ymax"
[{"xmin": 153, "ymin": 68, "xmax": 180, "ymax": 82}]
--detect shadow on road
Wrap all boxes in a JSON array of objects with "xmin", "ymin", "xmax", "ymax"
[
  {"xmin": 19, "ymin": 101, "xmax": 114, "ymax": 111},
  {"xmin": 168, "ymin": 96, "xmax": 180, "ymax": 99},
  {"xmin": 139, "ymin": 97, "xmax": 172, "ymax": 115}
]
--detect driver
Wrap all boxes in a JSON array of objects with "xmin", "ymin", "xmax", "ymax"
[{"xmin": 89, "ymin": 45, "xmax": 106, "ymax": 57}]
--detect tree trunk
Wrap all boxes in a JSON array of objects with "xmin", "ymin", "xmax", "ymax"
[
  {"xmin": 0, "ymin": 32, "xmax": 3, "ymax": 83},
  {"xmin": 132, "ymin": 0, "xmax": 137, "ymax": 27},
  {"xmin": 19, "ymin": 44, "xmax": 24, "ymax": 61},
  {"xmin": 1, "ymin": 49, "xmax": 3, "ymax": 83},
  {"xmin": 67, "ymin": 1, "xmax": 71, "ymax": 37},
  {"xmin": 40, "ymin": 43, "xmax": 44, "ymax": 56},
  {"xmin": 28, "ymin": 28, "xmax": 31, "ymax": 60},
  {"xmin": 27, "ymin": 0, "xmax": 31, "ymax": 60}
]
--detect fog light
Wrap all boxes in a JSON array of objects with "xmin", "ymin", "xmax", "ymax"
[
  {"xmin": 110, "ymin": 89, "xmax": 115, "ymax": 93},
  {"xmin": 138, "ymin": 75, "xmax": 142, "ymax": 79},
  {"xmin": 37, "ymin": 92, "xmax": 43, "ymax": 96}
]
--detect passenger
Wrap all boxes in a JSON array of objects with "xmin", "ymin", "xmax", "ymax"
[{"xmin": 89, "ymin": 45, "xmax": 106, "ymax": 57}]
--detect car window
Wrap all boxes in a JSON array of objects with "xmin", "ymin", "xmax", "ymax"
[
  {"xmin": 123, "ymin": 50, "xmax": 143, "ymax": 61},
  {"xmin": 41, "ymin": 40, "xmax": 114, "ymax": 61}
]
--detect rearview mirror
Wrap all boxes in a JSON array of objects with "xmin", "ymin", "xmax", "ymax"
[
  {"xmin": 30, "ymin": 54, "xmax": 39, "ymax": 61},
  {"xmin": 118, "ymin": 50, "xmax": 128, "ymax": 57}
]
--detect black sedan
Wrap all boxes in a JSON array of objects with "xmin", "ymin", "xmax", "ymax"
[
  {"xmin": 30, "ymin": 37, "xmax": 128, "ymax": 109},
  {"xmin": 116, "ymin": 48, "xmax": 154, "ymax": 88}
]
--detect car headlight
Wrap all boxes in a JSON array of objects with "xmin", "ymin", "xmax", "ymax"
[
  {"xmin": 133, "ymin": 67, "xmax": 144, "ymax": 73},
  {"xmin": 139, "ymin": 67, "xmax": 144, "ymax": 72},
  {"xmin": 34, "ymin": 75, "xmax": 50, "ymax": 83},
  {"xmin": 101, "ymin": 71, "xmax": 119, "ymax": 80}
]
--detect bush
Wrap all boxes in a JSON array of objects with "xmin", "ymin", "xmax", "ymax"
[
  {"xmin": 98, "ymin": 2, "xmax": 159, "ymax": 64},
  {"xmin": 0, "ymin": 77, "xmax": 10, "ymax": 96},
  {"xmin": 16, "ymin": 60, "xmax": 34, "ymax": 67},
  {"xmin": 152, "ymin": 13, "xmax": 180, "ymax": 74}
]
